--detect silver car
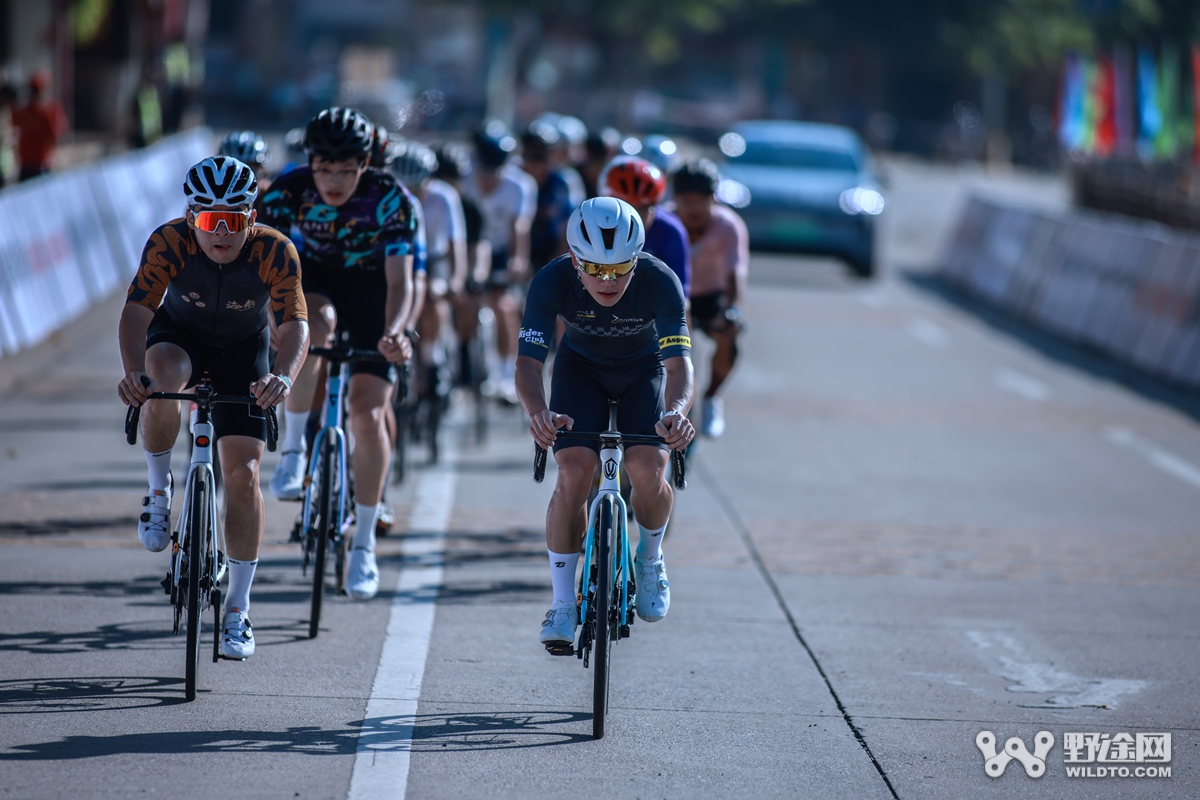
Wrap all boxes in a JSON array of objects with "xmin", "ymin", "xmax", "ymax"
[{"xmin": 719, "ymin": 120, "xmax": 884, "ymax": 278}]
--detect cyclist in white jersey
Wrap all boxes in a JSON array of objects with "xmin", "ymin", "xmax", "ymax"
[
  {"xmin": 462, "ymin": 122, "xmax": 536, "ymax": 401},
  {"xmin": 391, "ymin": 141, "xmax": 467, "ymax": 379}
]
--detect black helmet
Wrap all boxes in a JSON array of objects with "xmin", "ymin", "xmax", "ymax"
[
  {"xmin": 672, "ymin": 158, "xmax": 721, "ymax": 195},
  {"xmin": 218, "ymin": 131, "xmax": 269, "ymax": 166},
  {"xmin": 433, "ymin": 143, "xmax": 471, "ymax": 180},
  {"xmin": 304, "ymin": 107, "xmax": 373, "ymax": 161},
  {"xmin": 473, "ymin": 120, "xmax": 516, "ymax": 170},
  {"xmin": 389, "ymin": 141, "xmax": 438, "ymax": 188}
]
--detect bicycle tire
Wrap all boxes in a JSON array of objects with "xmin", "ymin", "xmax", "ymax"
[
  {"xmin": 185, "ymin": 472, "xmax": 207, "ymax": 702},
  {"xmin": 308, "ymin": 436, "xmax": 334, "ymax": 639},
  {"xmin": 593, "ymin": 494, "xmax": 617, "ymax": 739}
]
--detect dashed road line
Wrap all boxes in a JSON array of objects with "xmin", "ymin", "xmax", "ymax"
[
  {"xmin": 1105, "ymin": 427, "xmax": 1200, "ymax": 490},
  {"xmin": 993, "ymin": 369, "xmax": 1051, "ymax": 402},
  {"xmin": 348, "ymin": 459, "xmax": 457, "ymax": 800}
]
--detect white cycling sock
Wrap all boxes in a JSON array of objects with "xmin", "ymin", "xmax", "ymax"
[
  {"xmin": 145, "ymin": 448, "xmax": 172, "ymax": 493},
  {"xmin": 636, "ymin": 521, "xmax": 668, "ymax": 562},
  {"xmin": 281, "ymin": 409, "xmax": 309, "ymax": 453},
  {"xmin": 224, "ymin": 557, "xmax": 257, "ymax": 615},
  {"xmin": 501, "ymin": 355, "xmax": 517, "ymax": 382},
  {"xmin": 353, "ymin": 502, "xmax": 380, "ymax": 551},
  {"xmin": 548, "ymin": 550, "xmax": 580, "ymax": 606}
]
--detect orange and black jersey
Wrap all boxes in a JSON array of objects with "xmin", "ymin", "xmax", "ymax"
[{"xmin": 126, "ymin": 219, "xmax": 307, "ymax": 347}]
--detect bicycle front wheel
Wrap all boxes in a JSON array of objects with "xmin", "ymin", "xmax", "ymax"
[
  {"xmin": 592, "ymin": 494, "xmax": 618, "ymax": 739},
  {"xmin": 184, "ymin": 472, "xmax": 209, "ymax": 701},
  {"xmin": 308, "ymin": 436, "xmax": 335, "ymax": 639}
]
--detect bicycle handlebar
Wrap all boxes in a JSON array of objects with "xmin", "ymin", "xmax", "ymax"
[
  {"xmin": 125, "ymin": 391, "xmax": 279, "ymax": 452},
  {"xmin": 533, "ymin": 430, "xmax": 687, "ymax": 490}
]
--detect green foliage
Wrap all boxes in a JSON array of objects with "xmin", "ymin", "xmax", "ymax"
[
  {"xmin": 960, "ymin": 0, "xmax": 1164, "ymax": 76},
  {"xmin": 73, "ymin": 0, "xmax": 111, "ymax": 46}
]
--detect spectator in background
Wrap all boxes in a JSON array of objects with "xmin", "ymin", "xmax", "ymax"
[
  {"xmin": 12, "ymin": 70, "xmax": 68, "ymax": 182},
  {"xmin": 0, "ymin": 82, "xmax": 18, "ymax": 187}
]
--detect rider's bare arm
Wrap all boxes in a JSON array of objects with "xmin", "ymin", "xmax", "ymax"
[
  {"xmin": 117, "ymin": 303, "xmax": 157, "ymax": 405},
  {"xmin": 378, "ymin": 253, "xmax": 414, "ymax": 363},
  {"xmin": 515, "ymin": 355, "xmax": 573, "ymax": 449}
]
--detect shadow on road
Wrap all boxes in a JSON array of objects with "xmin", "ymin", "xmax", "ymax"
[
  {"xmin": 0, "ymin": 711, "xmax": 591, "ymax": 758},
  {"xmin": 904, "ymin": 270, "xmax": 1200, "ymax": 425},
  {"xmin": 0, "ymin": 677, "xmax": 186, "ymax": 714}
]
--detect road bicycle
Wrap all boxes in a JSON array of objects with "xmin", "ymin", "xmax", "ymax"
[
  {"xmin": 533, "ymin": 400, "xmax": 686, "ymax": 739},
  {"xmin": 300, "ymin": 336, "xmax": 392, "ymax": 639},
  {"xmin": 125, "ymin": 375, "xmax": 278, "ymax": 701}
]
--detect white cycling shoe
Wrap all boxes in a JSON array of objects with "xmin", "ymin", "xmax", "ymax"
[
  {"xmin": 346, "ymin": 548, "xmax": 380, "ymax": 600},
  {"xmin": 219, "ymin": 608, "xmax": 255, "ymax": 659},
  {"xmin": 540, "ymin": 600, "xmax": 579, "ymax": 650},
  {"xmin": 701, "ymin": 397, "xmax": 725, "ymax": 438},
  {"xmin": 635, "ymin": 556, "xmax": 670, "ymax": 622},
  {"xmin": 138, "ymin": 476, "xmax": 172, "ymax": 552},
  {"xmin": 269, "ymin": 451, "xmax": 306, "ymax": 501}
]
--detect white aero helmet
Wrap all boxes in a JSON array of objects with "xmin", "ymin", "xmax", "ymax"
[
  {"xmin": 566, "ymin": 197, "xmax": 644, "ymax": 265},
  {"xmin": 183, "ymin": 156, "xmax": 258, "ymax": 209}
]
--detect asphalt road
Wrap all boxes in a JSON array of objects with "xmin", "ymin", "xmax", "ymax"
[{"xmin": 2, "ymin": 162, "xmax": 1198, "ymax": 799}]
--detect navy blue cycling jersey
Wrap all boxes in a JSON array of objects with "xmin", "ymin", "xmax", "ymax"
[
  {"xmin": 518, "ymin": 253, "xmax": 690, "ymax": 367},
  {"xmin": 257, "ymin": 165, "xmax": 417, "ymax": 272}
]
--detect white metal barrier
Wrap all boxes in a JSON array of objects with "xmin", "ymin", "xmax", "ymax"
[
  {"xmin": 0, "ymin": 128, "xmax": 212, "ymax": 356},
  {"xmin": 942, "ymin": 196, "xmax": 1200, "ymax": 390}
]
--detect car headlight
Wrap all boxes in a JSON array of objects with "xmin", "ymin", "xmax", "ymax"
[
  {"xmin": 716, "ymin": 178, "xmax": 752, "ymax": 208},
  {"xmin": 839, "ymin": 188, "xmax": 884, "ymax": 216}
]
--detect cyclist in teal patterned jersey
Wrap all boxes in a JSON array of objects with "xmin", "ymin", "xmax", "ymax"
[{"xmin": 257, "ymin": 107, "xmax": 416, "ymax": 601}]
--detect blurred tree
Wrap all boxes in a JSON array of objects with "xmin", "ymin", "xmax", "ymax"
[{"xmin": 479, "ymin": 0, "xmax": 812, "ymax": 64}]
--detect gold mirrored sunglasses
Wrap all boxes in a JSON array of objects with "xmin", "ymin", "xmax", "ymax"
[{"xmin": 576, "ymin": 257, "xmax": 637, "ymax": 280}]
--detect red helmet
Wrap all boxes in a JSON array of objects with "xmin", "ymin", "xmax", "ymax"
[{"xmin": 601, "ymin": 156, "xmax": 666, "ymax": 205}]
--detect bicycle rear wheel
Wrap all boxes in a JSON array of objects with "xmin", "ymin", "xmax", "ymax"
[
  {"xmin": 184, "ymin": 472, "xmax": 209, "ymax": 701},
  {"xmin": 592, "ymin": 494, "xmax": 617, "ymax": 739},
  {"xmin": 308, "ymin": 436, "xmax": 335, "ymax": 639}
]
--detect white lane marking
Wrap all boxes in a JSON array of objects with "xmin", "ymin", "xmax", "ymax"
[
  {"xmin": 348, "ymin": 464, "xmax": 457, "ymax": 800},
  {"xmin": 1105, "ymin": 427, "xmax": 1200, "ymax": 490},
  {"xmin": 965, "ymin": 632, "xmax": 1146, "ymax": 709},
  {"xmin": 906, "ymin": 316, "xmax": 949, "ymax": 349},
  {"xmin": 993, "ymin": 369, "xmax": 1051, "ymax": 402}
]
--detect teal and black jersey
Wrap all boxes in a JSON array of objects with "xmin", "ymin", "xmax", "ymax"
[
  {"xmin": 518, "ymin": 253, "xmax": 690, "ymax": 367},
  {"xmin": 257, "ymin": 166, "xmax": 417, "ymax": 272}
]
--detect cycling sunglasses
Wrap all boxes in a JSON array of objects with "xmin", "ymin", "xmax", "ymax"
[
  {"xmin": 576, "ymin": 257, "xmax": 637, "ymax": 281},
  {"xmin": 192, "ymin": 209, "xmax": 252, "ymax": 234}
]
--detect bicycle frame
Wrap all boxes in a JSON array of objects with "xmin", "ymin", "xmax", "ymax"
[
  {"xmin": 172, "ymin": 404, "xmax": 225, "ymax": 608},
  {"xmin": 301, "ymin": 360, "xmax": 349, "ymax": 542},
  {"xmin": 578, "ymin": 417, "xmax": 634, "ymax": 646}
]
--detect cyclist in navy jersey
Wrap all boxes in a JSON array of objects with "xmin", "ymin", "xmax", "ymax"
[
  {"xmin": 515, "ymin": 197, "xmax": 695, "ymax": 650},
  {"xmin": 522, "ymin": 123, "xmax": 577, "ymax": 274},
  {"xmin": 257, "ymin": 107, "xmax": 417, "ymax": 601}
]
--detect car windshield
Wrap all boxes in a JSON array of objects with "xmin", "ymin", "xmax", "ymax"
[{"xmin": 736, "ymin": 141, "xmax": 860, "ymax": 171}]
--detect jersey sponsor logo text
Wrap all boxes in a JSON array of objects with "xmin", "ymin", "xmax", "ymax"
[
  {"xmin": 611, "ymin": 314, "xmax": 643, "ymax": 325},
  {"xmin": 225, "ymin": 299, "xmax": 256, "ymax": 311},
  {"xmin": 519, "ymin": 328, "xmax": 548, "ymax": 348},
  {"xmin": 659, "ymin": 335, "xmax": 691, "ymax": 349}
]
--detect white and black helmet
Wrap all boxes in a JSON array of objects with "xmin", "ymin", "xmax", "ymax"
[
  {"xmin": 566, "ymin": 197, "xmax": 644, "ymax": 264},
  {"xmin": 183, "ymin": 156, "xmax": 258, "ymax": 208}
]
